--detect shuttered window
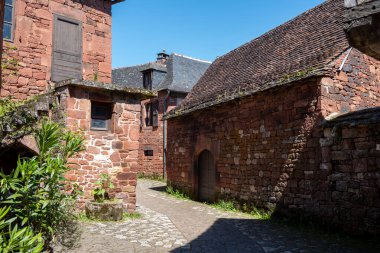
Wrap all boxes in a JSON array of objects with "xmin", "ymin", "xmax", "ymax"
[
  {"xmin": 3, "ymin": 0, "xmax": 14, "ymax": 40},
  {"xmin": 145, "ymin": 101, "xmax": 159, "ymax": 127},
  {"xmin": 52, "ymin": 14, "xmax": 82, "ymax": 82}
]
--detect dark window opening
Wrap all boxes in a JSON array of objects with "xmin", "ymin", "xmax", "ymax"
[
  {"xmin": 145, "ymin": 101, "xmax": 158, "ymax": 127},
  {"xmin": 3, "ymin": 0, "xmax": 14, "ymax": 40},
  {"xmin": 143, "ymin": 71, "xmax": 152, "ymax": 90},
  {"xmin": 144, "ymin": 149, "xmax": 153, "ymax": 156},
  {"xmin": 91, "ymin": 102, "xmax": 112, "ymax": 131}
]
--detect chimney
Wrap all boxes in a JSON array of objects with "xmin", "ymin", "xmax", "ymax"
[{"xmin": 156, "ymin": 50, "xmax": 169, "ymax": 64}]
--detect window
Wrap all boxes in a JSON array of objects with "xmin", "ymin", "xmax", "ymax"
[
  {"xmin": 91, "ymin": 102, "xmax": 112, "ymax": 131},
  {"xmin": 145, "ymin": 101, "xmax": 158, "ymax": 127},
  {"xmin": 3, "ymin": 0, "xmax": 14, "ymax": 40},
  {"xmin": 143, "ymin": 71, "xmax": 152, "ymax": 90},
  {"xmin": 176, "ymin": 97, "xmax": 184, "ymax": 106},
  {"xmin": 144, "ymin": 149, "xmax": 154, "ymax": 157}
]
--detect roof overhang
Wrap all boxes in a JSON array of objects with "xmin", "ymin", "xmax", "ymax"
[{"xmin": 111, "ymin": 0, "xmax": 125, "ymax": 5}]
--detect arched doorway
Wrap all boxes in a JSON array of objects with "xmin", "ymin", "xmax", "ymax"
[{"xmin": 198, "ymin": 150, "xmax": 216, "ymax": 202}]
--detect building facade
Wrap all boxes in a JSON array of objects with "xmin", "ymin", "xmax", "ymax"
[
  {"xmin": 113, "ymin": 52, "xmax": 211, "ymax": 177},
  {"xmin": 1, "ymin": 0, "xmax": 115, "ymax": 100},
  {"xmin": 0, "ymin": 0, "xmax": 147, "ymax": 211},
  {"xmin": 166, "ymin": 0, "xmax": 380, "ymax": 235}
]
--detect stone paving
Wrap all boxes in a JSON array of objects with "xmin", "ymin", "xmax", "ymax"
[{"xmin": 63, "ymin": 179, "xmax": 379, "ymax": 253}]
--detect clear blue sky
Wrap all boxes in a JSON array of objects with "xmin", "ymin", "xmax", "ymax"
[{"xmin": 112, "ymin": 0, "xmax": 325, "ymax": 68}]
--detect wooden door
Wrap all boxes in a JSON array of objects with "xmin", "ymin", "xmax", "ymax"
[
  {"xmin": 198, "ymin": 150, "xmax": 216, "ymax": 202},
  {"xmin": 52, "ymin": 14, "xmax": 82, "ymax": 82}
]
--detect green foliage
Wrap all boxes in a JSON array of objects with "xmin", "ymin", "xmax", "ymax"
[
  {"xmin": 165, "ymin": 186, "xmax": 190, "ymax": 200},
  {"xmin": 137, "ymin": 173, "xmax": 166, "ymax": 182},
  {"xmin": 0, "ymin": 206, "xmax": 44, "ymax": 253},
  {"xmin": 0, "ymin": 120, "xmax": 85, "ymax": 249},
  {"xmin": 0, "ymin": 97, "xmax": 39, "ymax": 147},
  {"xmin": 77, "ymin": 211, "xmax": 142, "ymax": 222},
  {"xmin": 211, "ymin": 200, "xmax": 271, "ymax": 220},
  {"xmin": 93, "ymin": 173, "xmax": 114, "ymax": 202},
  {"xmin": 93, "ymin": 72, "xmax": 98, "ymax": 82},
  {"xmin": 211, "ymin": 200, "xmax": 239, "ymax": 212}
]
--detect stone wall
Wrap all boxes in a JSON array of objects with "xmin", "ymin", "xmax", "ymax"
[
  {"xmin": 56, "ymin": 86, "xmax": 139, "ymax": 212},
  {"xmin": 138, "ymin": 91, "xmax": 181, "ymax": 176},
  {"xmin": 321, "ymin": 48, "xmax": 380, "ymax": 116},
  {"xmin": 167, "ymin": 80, "xmax": 323, "ymax": 210},
  {"xmin": 321, "ymin": 109, "xmax": 380, "ymax": 235},
  {"xmin": 166, "ymin": 50, "xmax": 380, "ymax": 235},
  {"xmin": 1, "ymin": 0, "xmax": 112, "ymax": 99}
]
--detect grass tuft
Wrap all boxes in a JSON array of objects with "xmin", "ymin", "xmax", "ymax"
[
  {"xmin": 137, "ymin": 173, "xmax": 166, "ymax": 182},
  {"xmin": 165, "ymin": 186, "xmax": 190, "ymax": 200},
  {"xmin": 211, "ymin": 200, "xmax": 271, "ymax": 220},
  {"xmin": 76, "ymin": 211, "xmax": 142, "ymax": 222}
]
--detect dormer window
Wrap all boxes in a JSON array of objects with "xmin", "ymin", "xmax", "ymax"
[{"xmin": 143, "ymin": 71, "xmax": 152, "ymax": 90}]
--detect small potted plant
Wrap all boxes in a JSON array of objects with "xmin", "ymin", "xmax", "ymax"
[{"xmin": 85, "ymin": 173, "xmax": 123, "ymax": 221}]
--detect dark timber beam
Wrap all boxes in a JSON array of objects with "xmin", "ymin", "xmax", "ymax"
[
  {"xmin": 111, "ymin": 0, "xmax": 125, "ymax": 5},
  {"xmin": 344, "ymin": 0, "xmax": 380, "ymax": 60}
]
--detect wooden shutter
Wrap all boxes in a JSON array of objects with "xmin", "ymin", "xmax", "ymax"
[
  {"xmin": 152, "ymin": 102, "xmax": 159, "ymax": 127},
  {"xmin": 52, "ymin": 14, "xmax": 82, "ymax": 82}
]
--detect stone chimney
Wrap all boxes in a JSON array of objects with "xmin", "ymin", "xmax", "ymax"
[{"xmin": 156, "ymin": 50, "xmax": 169, "ymax": 64}]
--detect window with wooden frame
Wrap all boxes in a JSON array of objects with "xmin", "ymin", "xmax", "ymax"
[
  {"xmin": 143, "ymin": 71, "xmax": 152, "ymax": 90},
  {"xmin": 145, "ymin": 101, "xmax": 159, "ymax": 127},
  {"xmin": 91, "ymin": 102, "xmax": 113, "ymax": 131},
  {"xmin": 3, "ymin": 0, "xmax": 14, "ymax": 41}
]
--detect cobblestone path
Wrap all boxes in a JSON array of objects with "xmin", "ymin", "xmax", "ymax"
[{"xmin": 65, "ymin": 179, "xmax": 378, "ymax": 253}]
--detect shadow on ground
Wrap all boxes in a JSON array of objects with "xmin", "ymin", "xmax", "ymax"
[
  {"xmin": 170, "ymin": 218, "xmax": 380, "ymax": 253},
  {"xmin": 149, "ymin": 186, "xmax": 167, "ymax": 193}
]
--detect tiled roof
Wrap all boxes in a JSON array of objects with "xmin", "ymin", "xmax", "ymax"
[
  {"xmin": 168, "ymin": 0, "xmax": 350, "ymax": 118},
  {"xmin": 112, "ymin": 63, "xmax": 167, "ymax": 89},
  {"xmin": 157, "ymin": 53, "xmax": 211, "ymax": 93}
]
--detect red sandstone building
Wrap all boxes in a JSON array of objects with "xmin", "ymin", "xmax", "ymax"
[
  {"xmin": 112, "ymin": 52, "xmax": 211, "ymax": 177},
  {"xmin": 0, "ymin": 0, "xmax": 149, "ymax": 212},
  {"xmin": 166, "ymin": 0, "xmax": 380, "ymax": 235}
]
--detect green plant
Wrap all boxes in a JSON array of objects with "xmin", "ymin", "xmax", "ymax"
[
  {"xmin": 93, "ymin": 72, "xmax": 98, "ymax": 82},
  {"xmin": 93, "ymin": 173, "xmax": 114, "ymax": 202},
  {"xmin": 211, "ymin": 200, "xmax": 239, "ymax": 212},
  {"xmin": 0, "ymin": 206, "xmax": 44, "ymax": 253},
  {"xmin": 137, "ymin": 173, "xmax": 166, "ymax": 182},
  {"xmin": 0, "ymin": 120, "xmax": 85, "ymax": 249},
  {"xmin": 165, "ymin": 186, "xmax": 190, "ymax": 200},
  {"xmin": 77, "ymin": 211, "xmax": 142, "ymax": 222}
]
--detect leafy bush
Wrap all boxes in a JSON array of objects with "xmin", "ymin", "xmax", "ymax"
[
  {"xmin": 0, "ymin": 206, "xmax": 44, "ymax": 253},
  {"xmin": 0, "ymin": 120, "xmax": 84, "ymax": 250}
]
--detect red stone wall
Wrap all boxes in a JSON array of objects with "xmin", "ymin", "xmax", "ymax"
[
  {"xmin": 1, "ymin": 0, "xmax": 112, "ymax": 100},
  {"xmin": 320, "ymin": 118, "xmax": 380, "ymax": 235},
  {"xmin": 166, "ymin": 49, "xmax": 380, "ymax": 234},
  {"xmin": 167, "ymin": 80, "xmax": 323, "ymax": 209},
  {"xmin": 56, "ymin": 86, "xmax": 139, "ymax": 212},
  {"xmin": 137, "ymin": 91, "xmax": 180, "ymax": 176},
  {"xmin": 321, "ymin": 48, "xmax": 380, "ymax": 116}
]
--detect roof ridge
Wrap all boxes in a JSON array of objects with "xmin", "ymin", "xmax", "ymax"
[
  {"xmin": 112, "ymin": 61, "xmax": 166, "ymax": 71},
  {"xmin": 172, "ymin": 53, "xmax": 212, "ymax": 64}
]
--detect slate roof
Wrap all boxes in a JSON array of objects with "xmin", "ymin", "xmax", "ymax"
[
  {"xmin": 55, "ymin": 79, "xmax": 157, "ymax": 98},
  {"xmin": 112, "ymin": 54, "xmax": 211, "ymax": 93},
  {"xmin": 157, "ymin": 53, "xmax": 211, "ymax": 93},
  {"xmin": 112, "ymin": 63, "xmax": 167, "ymax": 89},
  {"xmin": 168, "ymin": 0, "xmax": 350, "ymax": 118}
]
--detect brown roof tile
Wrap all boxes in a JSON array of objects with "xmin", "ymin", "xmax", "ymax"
[{"xmin": 169, "ymin": 0, "xmax": 350, "ymax": 118}]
